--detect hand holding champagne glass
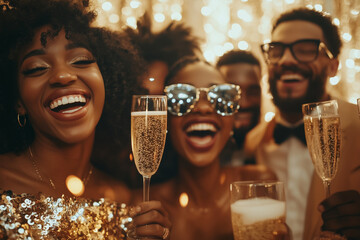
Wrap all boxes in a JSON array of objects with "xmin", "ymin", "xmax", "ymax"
[
  {"xmin": 131, "ymin": 95, "xmax": 167, "ymax": 202},
  {"xmin": 302, "ymin": 100, "xmax": 341, "ymax": 198}
]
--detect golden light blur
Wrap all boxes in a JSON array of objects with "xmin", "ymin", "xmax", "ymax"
[
  {"xmin": 104, "ymin": 187, "xmax": 116, "ymax": 200},
  {"xmin": 129, "ymin": 153, "xmax": 133, "ymax": 161},
  {"xmin": 179, "ymin": 192, "xmax": 189, "ymax": 208},
  {"xmin": 94, "ymin": 0, "xmax": 360, "ymax": 117},
  {"xmin": 66, "ymin": 175, "xmax": 85, "ymax": 196},
  {"xmin": 219, "ymin": 172, "xmax": 226, "ymax": 185}
]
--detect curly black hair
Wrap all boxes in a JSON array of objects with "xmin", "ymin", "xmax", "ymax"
[
  {"xmin": 164, "ymin": 56, "xmax": 212, "ymax": 87},
  {"xmin": 0, "ymin": 0, "xmax": 146, "ymax": 154},
  {"xmin": 272, "ymin": 7, "xmax": 342, "ymax": 58},
  {"xmin": 124, "ymin": 13, "xmax": 202, "ymax": 69},
  {"xmin": 216, "ymin": 50, "xmax": 261, "ymax": 72}
]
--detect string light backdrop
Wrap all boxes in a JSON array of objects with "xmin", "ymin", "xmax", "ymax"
[{"xmin": 94, "ymin": 0, "xmax": 360, "ymax": 119}]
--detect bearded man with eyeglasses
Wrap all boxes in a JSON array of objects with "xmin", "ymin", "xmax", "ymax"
[{"xmin": 245, "ymin": 8, "xmax": 360, "ymax": 240}]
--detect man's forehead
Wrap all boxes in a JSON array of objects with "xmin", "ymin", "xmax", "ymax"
[
  {"xmin": 272, "ymin": 20, "xmax": 325, "ymax": 43},
  {"xmin": 220, "ymin": 63, "xmax": 261, "ymax": 83}
]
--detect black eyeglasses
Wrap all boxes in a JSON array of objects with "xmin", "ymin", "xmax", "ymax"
[
  {"xmin": 164, "ymin": 83, "xmax": 241, "ymax": 116},
  {"xmin": 261, "ymin": 39, "xmax": 334, "ymax": 64}
]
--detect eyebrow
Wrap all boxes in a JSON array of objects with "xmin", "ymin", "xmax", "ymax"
[
  {"xmin": 20, "ymin": 43, "xmax": 89, "ymax": 65},
  {"xmin": 66, "ymin": 42, "xmax": 87, "ymax": 50},
  {"xmin": 21, "ymin": 49, "xmax": 45, "ymax": 64}
]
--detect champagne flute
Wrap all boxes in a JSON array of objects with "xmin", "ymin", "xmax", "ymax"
[
  {"xmin": 302, "ymin": 100, "xmax": 341, "ymax": 198},
  {"xmin": 131, "ymin": 95, "xmax": 167, "ymax": 202}
]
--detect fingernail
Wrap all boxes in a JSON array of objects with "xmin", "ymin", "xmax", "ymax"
[{"xmin": 318, "ymin": 204, "xmax": 325, "ymax": 212}]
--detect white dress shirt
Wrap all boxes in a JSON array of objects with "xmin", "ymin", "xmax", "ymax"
[{"xmin": 256, "ymin": 117, "xmax": 314, "ymax": 240}]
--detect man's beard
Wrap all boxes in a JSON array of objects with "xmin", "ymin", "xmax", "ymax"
[
  {"xmin": 233, "ymin": 106, "xmax": 260, "ymax": 148},
  {"xmin": 269, "ymin": 64, "xmax": 328, "ymax": 113}
]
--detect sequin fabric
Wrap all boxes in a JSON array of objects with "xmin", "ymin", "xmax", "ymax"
[{"xmin": 0, "ymin": 190, "xmax": 133, "ymax": 240}]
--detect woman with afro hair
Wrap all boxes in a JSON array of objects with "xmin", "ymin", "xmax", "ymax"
[{"xmin": 0, "ymin": 0, "xmax": 171, "ymax": 239}]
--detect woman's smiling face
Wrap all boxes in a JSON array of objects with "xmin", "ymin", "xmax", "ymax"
[
  {"xmin": 17, "ymin": 26, "xmax": 105, "ymax": 145},
  {"xmin": 167, "ymin": 61, "xmax": 234, "ymax": 167}
]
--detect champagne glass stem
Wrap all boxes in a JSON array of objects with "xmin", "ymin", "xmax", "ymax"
[
  {"xmin": 323, "ymin": 180, "xmax": 331, "ymax": 198},
  {"xmin": 143, "ymin": 176, "xmax": 151, "ymax": 202}
]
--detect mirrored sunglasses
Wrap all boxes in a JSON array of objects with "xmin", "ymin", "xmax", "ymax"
[{"xmin": 164, "ymin": 83, "xmax": 241, "ymax": 116}]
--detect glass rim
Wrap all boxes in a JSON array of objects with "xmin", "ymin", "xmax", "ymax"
[
  {"xmin": 302, "ymin": 99, "xmax": 338, "ymax": 108},
  {"xmin": 132, "ymin": 95, "xmax": 166, "ymax": 98},
  {"xmin": 230, "ymin": 180, "xmax": 284, "ymax": 186}
]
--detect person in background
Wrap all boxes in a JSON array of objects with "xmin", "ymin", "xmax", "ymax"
[
  {"xmin": 132, "ymin": 56, "xmax": 277, "ymax": 240},
  {"xmin": 245, "ymin": 7, "xmax": 360, "ymax": 240},
  {"xmin": 0, "ymin": 0, "xmax": 170, "ymax": 239},
  {"xmin": 125, "ymin": 12, "xmax": 202, "ymax": 95},
  {"xmin": 216, "ymin": 50, "xmax": 262, "ymax": 166}
]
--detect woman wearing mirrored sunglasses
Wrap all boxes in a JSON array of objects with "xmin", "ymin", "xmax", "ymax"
[{"xmin": 134, "ymin": 56, "xmax": 278, "ymax": 240}]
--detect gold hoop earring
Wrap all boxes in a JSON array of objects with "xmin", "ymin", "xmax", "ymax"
[{"xmin": 17, "ymin": 114, "xmax": 26, "ymax": 127}]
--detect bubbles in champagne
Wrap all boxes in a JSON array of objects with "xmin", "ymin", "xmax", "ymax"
[
  {"xmin": 131, "ymin": 111, "xmax": 167, "ymax": 177},
  {"xmin": 304, "ymin": 116, "xmax": 341, "ymax": 181},
  {"xmin": 231, "ymin": 198, "xmax": 286, "ymax": 240}
]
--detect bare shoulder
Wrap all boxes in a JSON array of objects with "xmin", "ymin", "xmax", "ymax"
[
  {"xmin": 225, "ymin": 165, "xmax": 277, "ymax": 182},
  {"xmin": 0, "ymin": 152, "xmax": 31, "ymax": 178},
  {"xmin": 0, "ymin": 152, "xmax": 18, "ymax": 167}
]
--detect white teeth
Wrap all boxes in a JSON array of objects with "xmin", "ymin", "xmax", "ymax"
[
  {"xmin": 62, "ymin": 106, "xmax": 82, "ymax": 114},
  {"xmin": 185, "ymin": 123, "xmax": 217, "ymax": 133},
  {"xmin": 49, "ymin": 94, "xmax": 86, "ymax": 110},
  {"xmin": 280, "ymin": 74, "xmax": 304, "ymax": 81},
  {"xmin": 62, "ymin": 97, "xmax": 68, "ymax": 105},
  {"xmin": 68, "ymin": 96, "xmax": 75, "ymax": 104}
]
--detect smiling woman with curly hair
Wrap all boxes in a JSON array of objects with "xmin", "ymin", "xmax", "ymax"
[{"xmin": 0, "ymin": 0, "xmax": 171, "ymax": 239}]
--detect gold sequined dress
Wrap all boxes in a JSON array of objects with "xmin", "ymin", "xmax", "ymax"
[{"xmin": 0, "ymin": 190, "xmax": 132, "ymax": 240}]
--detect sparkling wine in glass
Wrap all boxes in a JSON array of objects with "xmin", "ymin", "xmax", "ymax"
[
  {"xmin": 230, "ymin": 181, "xmax": 289, "ymax": 240},
  {"xmin": 302, "ymin": 100, "xmax": 341, "ymax": 198},
  {"xmin": 131, "ymin": 95, "xmax": 167, "ymax": 202}
]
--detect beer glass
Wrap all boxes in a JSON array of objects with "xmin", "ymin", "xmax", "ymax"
[{"xmin": 230, "ymin": 181, "xmax": 288, "ymax": 240}]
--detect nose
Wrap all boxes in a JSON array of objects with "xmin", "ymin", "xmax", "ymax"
[
  {"xmin": 277, "ymin": 47, "xmax": 297, "ymax": 65},
  {"xmin": 49, "ymin": 66, "xmax": 77, "ymax": 86},
  {"xmin": 192, "ymin": 92, "xmax": 214, "ymax": 115}
]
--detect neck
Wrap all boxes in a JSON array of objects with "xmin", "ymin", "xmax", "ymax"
[
  {"xmin": 28, "ymin": 133, "xmax": 95, "ymax": 194},
  {"xmin": 279, "ymin": 93, "xmax": 331, "ymax": 124},
  {"xmin": 279, "ymin": 111, "xmax": 303, "ymax": 124},
  {"xmin": 177, "ymin": 157, "xmax": 222, "ymax": 205}
]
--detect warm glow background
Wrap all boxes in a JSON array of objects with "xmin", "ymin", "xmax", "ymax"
[{"xmin": 93, "ymin": 0, "xmax": 360, "ymax": 120}]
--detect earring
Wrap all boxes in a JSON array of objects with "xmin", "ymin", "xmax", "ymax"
[{"xmin": 17, "ymin": 113, "xmax": 26, "ymax": 127}]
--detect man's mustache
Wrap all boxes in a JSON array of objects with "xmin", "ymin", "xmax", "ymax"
[{"xmin": 273, "ymin": 64, "xmax": 312, "ymax": 80}]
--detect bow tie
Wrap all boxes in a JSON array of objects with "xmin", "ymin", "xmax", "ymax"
[{"xmin": 273, "ymin": 123, "xmax": 307, "ymax": 145}]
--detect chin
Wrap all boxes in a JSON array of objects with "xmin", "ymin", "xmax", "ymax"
[{"xmin": 188, "ymin": 154, "xmax": 217, "ymax": 167}]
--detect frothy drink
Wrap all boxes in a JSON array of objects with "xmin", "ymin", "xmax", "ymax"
[{"xmin": 231, "ymin": 197, "xmax": 286, "ymax": 240}]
